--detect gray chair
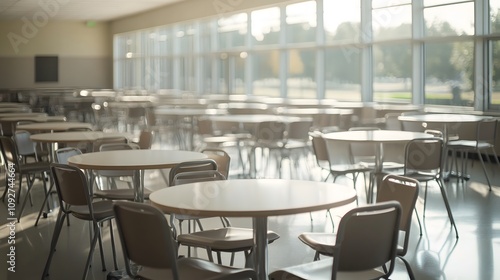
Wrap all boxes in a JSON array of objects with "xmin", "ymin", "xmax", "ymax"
[
  {"xmin": 403, "ymin": 137, "xmax": 459, "ymax": 238},
  {"xmin": 42, "ymin": 163, "xmax": 118, "ymax": 280},
  {"xmin": 298, "ymin": 174, "xmax": 419, "ymax": 279},
  {"xmin": 446, "ymin": 118, "xmax": 500, "ymax": 191},
  {"xmin": 113, "ymin": 201, "xmax": 257, "ymax": 280},
  {"xmin": 269, "ymin": 201, "xmax": 402, "ymax": 280},
  {"xmin": 0, "ymin": 136, "xmax": 52, "ymax": 222}
]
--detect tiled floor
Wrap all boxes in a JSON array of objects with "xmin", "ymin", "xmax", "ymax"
[{"xmin": 1, "ymin": 145, "xmax": 500, "ymax": 280}]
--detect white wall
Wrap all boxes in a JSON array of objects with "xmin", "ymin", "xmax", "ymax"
[{"xmin": 0, "ymin": 21, "xmax": 112, "ymax": 89}]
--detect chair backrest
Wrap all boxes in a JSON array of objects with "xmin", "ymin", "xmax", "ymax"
[
  {"xmin": 168, "ymin": 159, "xmax": 218, "ymax": 184},
  {"xmin": 92, "ymin": 137, "xmax": 128, "ymax": 152},
  {"xmin": 201, "ymin": 148, "xmax": 231, "ymax": 179},
  {"xmin": 476, "ymin": 118, "xmax": 497, "ymax": 145},
  {"xmin": 136, "ymin": 130, "xmax": 154, "ymax": 149},
  {"xmin": 333, "ymin": 201, "xmax": 401, "ymax": 279},
  {"xmin": 309, "ymin": 131, "xmax": 329, "ymax": 162},
  {"xmin": 403, "ymin": 137, "xmax": 444, "ymax": 175},
  {"xmin": 286, "ymin": 120, "xmax": 313, "ymax": 142},
  {"xmin": 51, "ymin": 163, "xmax": 92, "ymax": 207},
  {"xmin": 113, "ymin": 201, "xmax": 180, "ymax": 279},
  {"xmin": 13, "ymin": 130, "xmax": 37, "ymax": 157},
  {"xmin": 55, "ymin": 147, "xmax": 82, "ymax": 164},
  {"xmin": 171, "ymin": 170, "xmax": 226, "ymax": 186},
  {"xmin": 0, "ymin": 136, "xmax": 21, "ymax": 167},
  {"xmin": 254, "ymin": 121, "xmax": 286, "ymax": 144},
  {"xmin": 323, "ymin": 136, "xmax": 355, "ymax": 167},
  {"xmin": 99, "ymin": 142, "xmax": 140, "ymax": 152},
  {"xmin": 347, "ymin": 127, "xmax": 380, "ymax": 161},
  {"xmin": 376, "ymin": 174, "xmax": 419, "ymax": 256},
  {"xmin": 384, "ymin": 113, "xmax": 402, "ymax": 130}
]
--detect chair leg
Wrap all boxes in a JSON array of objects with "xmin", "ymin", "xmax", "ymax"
[
  {"xmin": 399, "ymin": 256, "xmax": 416, "ymax": 280},
  {"xmin": 42, "ymin": 210, "xmax": 67, "ymax": 278},
  {"xmin": 35, "ymin": 180, "xmax": 54, "ymax": 226},
  {"xmin": 83, "ymin": 224, "xmax": 101, "ymax": 280},
  {"xmin": 477, "ymin": 151, "xmax": 493, "ymax": 191},
  {"xmin": 414, "ymin": 209, "xmax": 423, "ymax": 236},
  {"xmin": 17, "ymin": 174, "xmax": 35, "ymax": 222},
  {"xmin": 436, "ymin": 179, "xmax": 459, "ymax": 238}
]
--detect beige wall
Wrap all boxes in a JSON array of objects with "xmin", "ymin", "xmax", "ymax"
[
  {"xmin": 0, "ymin": 21, "xmax": 112, "ymax": 89},
  {"xmin": 110, "ymin": 0, "xmax": 287, "ymax": 34}
]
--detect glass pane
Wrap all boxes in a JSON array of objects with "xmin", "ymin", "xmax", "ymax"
[
  {"xmin": 491, "ymin": 0, "xmax": 500, "ymax": 34},
  {"xmin": 490, "ymin": 40, "xmax": 500, "ymax": 106},
  {"xmin": 253, "ymin": 51, "xmax": 281, "ymax": 97},
  {"xmin": 288, "ymin": 49, "xmax": 316, "ymax": 98},
  {"xmin": 424, "ymin": 2, "xmax": 475, "ymax": 36},
  {"xmin": 372, "ymin": 4, "xmax": 412, "ymax": 40},
  {"xmin": 373, "ymin": 44, "xmax": 412, "ymax": 102},
  {"xmin": 424, "ymin": 0, "xmax": 471, "ymax": 7},
  {"xmin": 425, "ymin": 41, "xmax": 474, "ymax": 106},
  {"xmin": 373, "ymin": 0, "xmax": 411, "ymax": 9},
  {"xmin": 325, "ymin": 47, "xmax": 361, "ymax": 101},
  {"xmin": 176, "ymin": 23, "xmax": 196, "ymax": 54},
  {"xmin": 251, "ymin": 7, "xmax": 280, "ymax": 45},
  {"xmin": 218, "ymin": 13, "xmax": 247, "ymax": 49},
  {"xmin": 286, "ymin": 1, "xmax": 316, "ymax": 44},
  {"xmin": 324, "ymin": 0, "xmax": 361, "ymax": 44}
]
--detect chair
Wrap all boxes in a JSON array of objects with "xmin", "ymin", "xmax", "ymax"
[
  {"xmin": 323, "ymin": 134, "xmax": 373, "ymax": 203},
  {"xmin": 269, "ymin": 201, "xmax": 402, "ymax": 280},
  {"xmin": 170, "ymin": 170, "xmax": 280, "ymax": 267},
  {"xmin": 281, "ymin": 120, "xmax": 314, "ymax": 179},
  {"xmin": 0, "ymin": 136, "xmax": 52, "ymax": 222},
  {"xmin": 309, "ymin": 131, "xmax": 333, "ymax": 181},
  {"xmin": 403, "ymin": 137, "xmax": 459, "ymax": 238},
  {"xmin": 201, "ymin": 148, "xmax": 231, "ymax": 179},
  {"xmin": 42, "ymin": 163, "xmax": 118, "ymax": 280},
  {"xmin": 13, "ymin": 129, "xmax": 49, "ymax": 163},
  {"xmin": 384, "ymin": 112, "xmax": 403, "ymax": 130},
  {"xmin": 248, "ymin": 121, "xmax": 287, "ymax": 178},
  {"xmin": 446, "ymin": 118, "xmax": 500, "ymax": 191},
  {"xmin": 93, "ymin": 142, "xmax": 153, "ymax": 201},
  {"xmin": 113, "ymin": 201, "xmax": 257, "ymax": 280},
  {"xmin": 134, "ymin": 129, "xmax": 154, "ymax": 149},
  {"xmin": 35, "ymin": 147, "xmax": 84, "ymax": 226},
  {"xmin": 298, "ymin": 174, "xmax": 419, "ymax": 279}
]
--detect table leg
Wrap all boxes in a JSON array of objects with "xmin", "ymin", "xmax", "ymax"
[
  {"xmin": 253, "ymin": 217, "xmax": 269, "ymax": 280},
  {"xmin": 133, "ymin": 169, "xmax": 145, "ymax": 202}
]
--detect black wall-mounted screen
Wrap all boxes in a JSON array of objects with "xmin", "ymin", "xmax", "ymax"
[{"xmin": 35, "ymin": 56, "xmax": 58, "ymax": 82}]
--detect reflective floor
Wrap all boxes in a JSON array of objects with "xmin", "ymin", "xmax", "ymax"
[{"xmin": 1, "ymin": 145, "xmax": 500, "ymax": 280}]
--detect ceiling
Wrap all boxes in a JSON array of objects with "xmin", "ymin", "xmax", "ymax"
[{"xmin": 0, "ymin": 0, "xmax": 183, "ymax": 21}]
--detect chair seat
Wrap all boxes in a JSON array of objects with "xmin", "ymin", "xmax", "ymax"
[
  {"xmin": 177, "ymin": 227, "xmax": 280, "ymax": 251},
  {"xmin": 330, "ymin": 163, "xmax": 372, "ymax": 174},
  {"xmin": 269, "ymin": 258, "xmax": 386, "ymax": 280},
  {"xmin": 447, "ymin": 140, "xmax": 493, "ymax": 150},
  {"xmin": 137, "ymin": 257, "xmax": 257, "ymax": 280},
  {"xmin": 94, "ymin": 188, "xmax": 153, "ymax": 200},
  {"xmin": 70, "ymin": 200, "xmax": 115, "ymax": 221},
  {"xmin": 298, "ymin": 232, "xmax": 336, "ymax": 256}
]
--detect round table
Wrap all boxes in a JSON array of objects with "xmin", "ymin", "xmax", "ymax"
[
  {"xmin": 149, "ymin": 179, "xmax": 357, "ymax": 280},
  {"xmin": 16, "ymin": 122, "xmax": 93, "ymax": 133},
  {"xmin": 322, "ymin": 130, "xmax": 432, "ymax": 201},
  {"xmin": 68, "ymin": 150, "xmax": 207, "ymax": 202},
  {"xmin": 398, "ymin": 113, "xmax": 490, "ymax": 137}
]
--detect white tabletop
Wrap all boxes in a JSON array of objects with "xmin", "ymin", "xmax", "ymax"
[
  {"xmin": 68, "ymin": 149, "xmax": 207, "ymax": 171},
  {"xmin": 398, "ymin": 113, "xmax": 490, "ymax": 123},
  {"xmin": 322, "ymin": 130, "xmax": 432, "ymax": 143},
  {"xmin": 154, "ymin": 108, "xmax": 227, "ymax": 116},
  {"xmin": 30, "ymin": 131, "xmax": 133, "ymax": 144},
  {"xmin": 0, "ymin": 116, "xmax": 66, "ymax": 123},
  {"xmin": 16, "ymin": 122, "xmax": 93, "ymax": 132},
  {"xmin": 274, "ymin": 107, "xmax": 353, "ymax": 116},
  {"xmin": 150, "ymin": 179, "xmax": 356, "ymax": 217},
  {"xmin": 208, "ymin": 114, "xmax": 309, "ymax": 124}
]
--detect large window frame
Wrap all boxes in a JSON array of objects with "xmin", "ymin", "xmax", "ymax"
[{"xmin": 113, "ymin": 0, "xmax": 500, "ymax": 112}]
